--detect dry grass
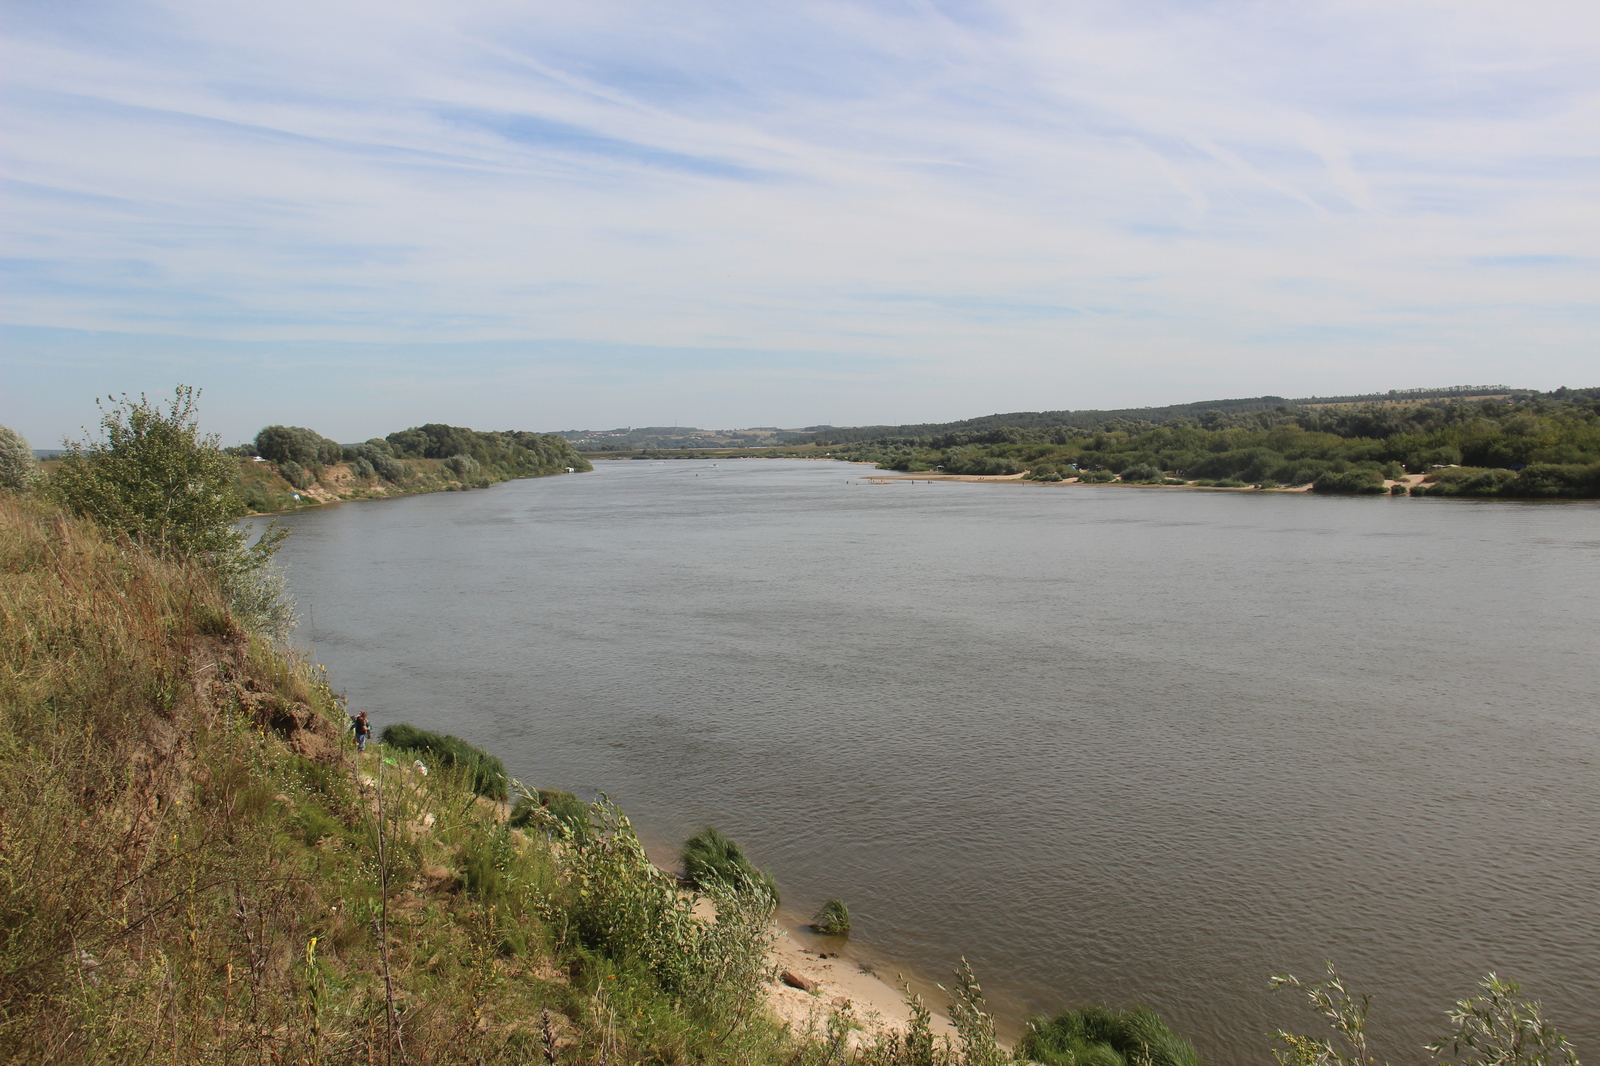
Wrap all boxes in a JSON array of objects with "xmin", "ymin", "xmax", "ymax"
[{"xmin": 0, "ymin": 496, "xmax": 570, "ymax": 1064}]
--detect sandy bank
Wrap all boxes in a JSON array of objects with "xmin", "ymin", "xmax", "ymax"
[
  {"xmin": 764, "ymin": 912, "xmax": 958, "ymax": 1047},
  {"xmin": 635, "ymin": 841, "xmax": 956, "ymax": 1046},
  {"xmin": 855, "ymin": 471, "xmax": 1430, "ymax": 493}
]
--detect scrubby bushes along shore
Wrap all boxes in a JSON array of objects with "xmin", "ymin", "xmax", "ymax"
[
  {"xmin": 234, "ymin": 420, "xmax": 592, "ymax": 512},
  {"xmin": 834, "ymin": 393, "xmax": 1600, "ymax": 498}
]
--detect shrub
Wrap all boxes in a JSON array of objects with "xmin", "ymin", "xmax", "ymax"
[
  {"xmin": 1020, "ymin": 1005, "xmax": 1200, "ymax": 1066},
  {"xmin": 1498, "ymin": 462, "xmax": 1600, "ymax": 499},
  {"xmin": 380, "ymin": 722, "xmax": 507, "ymax": 800},
  {"xmin": 444, "ymin": 453, "xmax": 480, "ymax": 479},
  {"xmin": 277, "ymin": 459, "xmax": 315, "ymax": 490},
  {"xmin": 680, "ymin": 826, "xmax": 778, "ymax": 903},
  {"xmin": 458, "ymin": 826, "xmax": 513, "ymax": 901},
  {"xmin": 0, "ymin": 425, "xmax": 41, "ymax": 493},
  {"xmin": 1413, "ymin": 467, "xmax": 1518, "ymax": 497},
  {"xmin": 1312, "ymin": 468, "xmax": 1387, "ymax": 494},
  {"xmin": 293, "ymin": 803, "xmax": 344, "ymax": 847},
  {"xmin": 510, "ymin": 787, "xmax": 591, "ymax": 842},
  {"xmin": 1027, "ymin": 464, "xmax": 1064, "ymax": 482},
  {"xmin": 48, "ymin": 386, "xmax": 294, "ymax": 641},
  {"xmin": 1274, "ymin": 963, "xmax": 1580, "ymax": 1066},
  {"xmin": 1078, "ymin": 469, "xmax": 1117, "ymax": 483},
  {"xmin": 352, "ymin": 440, "xmax": 406, "ymax": 482},
  {"xmin": 254, "ymin": 425, "xmax": 342, "ymax": 466},
  {"xmin": 562, "ymin": 800, "xmax": 774, "ymax": 1014},
  {"xmin": 811, "ymin": 898, "xmax": 851, "ymax": 936},
  {"xmin": 1119, "ymin": 463, "xmax": 1164, "ymax": 483}
]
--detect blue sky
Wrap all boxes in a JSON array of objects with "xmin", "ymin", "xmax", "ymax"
[{"xmin": 3, "ymin": 0, "xmax": 1597, "ymax": 444}]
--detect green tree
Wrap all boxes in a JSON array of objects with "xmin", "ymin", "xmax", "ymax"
[
  {"xmin": 0, "ymin": 424, "xmax": 41, "ymax": 493},
  {"xmin": 254, "ymin": 424, "xmax": 342, "ymax": 466},
  {"xmin": 50, "ymin": 386, "xmax": 294, "ymax": 640}
]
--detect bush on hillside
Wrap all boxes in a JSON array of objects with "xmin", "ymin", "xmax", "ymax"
[
  {"xmin": 380, "ymin": 723, "xmax": 507, "ymax": 800},
  {"xmin": 1020, "ymin": 1005, "xmax": 1201, "ymax": 1066},
  {"xmin": 254, "ymin": 425, "xmax": 342, "ymax": 466},
  {"xmin": 48, "ymin": 386, "xmax": 295, "ymax": 640},
  {"xmin": 510, "ymin": 787, "xmax": 592, "ymax": 842},
  {"xmin": 348, "ymin": 440, "xmax": 406, "ymax": 482},
  {"xmin": 680, "ymin": 826, "xmax": 778, "ymax": 903},
  {"xmin": 0, "ymin": 424, "xmax": 41, "ymax": 493},
  {"xmin": 277, "ymin": 459, "xmax": 315, "ymax": 490}
]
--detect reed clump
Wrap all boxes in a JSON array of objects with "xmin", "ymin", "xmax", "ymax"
[
  {"xmin": 510, "ymin": 786, "xmax": 592, "ymax": 842},
  {"xmin": 378, "ymin": 721, "xmax": 508, "ymax": 799},
  {"xmin": 680, "ymin": 825, "xmax": 780, "ymax": 904},
  {"xmin": 812, "ymin": 898, "xmax": 852, "ymax": 936},
  {"xmin": 1019, "ymin": 1005, "xmax": 1200, "ymax": 1066}
]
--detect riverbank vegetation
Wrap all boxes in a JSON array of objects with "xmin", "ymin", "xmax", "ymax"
[
  {"xmin": 828, "ymin": 391, "xmax": 1600, "ymax": 498},
  {"xmin": 379, "ymin": 722, "xmax": 509, "ymax": 800},
  {"xmin": 236, "ymin": 420, "xmax": 592, "ymax": 513},
  {"xmin": 1019, "ymin": 1006, "xmax": 1199, "ymax": 1066}
]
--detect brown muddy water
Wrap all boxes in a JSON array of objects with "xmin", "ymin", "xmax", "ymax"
[{"xmin": 262, "ymin": 460, "xmax": 1600, "ymax": 1063}]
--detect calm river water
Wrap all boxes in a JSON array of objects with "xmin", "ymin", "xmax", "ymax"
[{"xmin": 266, "ymin": 460, "xmax": 1599, "ymax": 1063}]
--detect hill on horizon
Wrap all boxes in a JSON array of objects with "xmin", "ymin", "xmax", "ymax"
[
  {"xmin": 790, "ymin": 384, "xmax": 1581, "ymax": 447},
  {"xmin": 546, "ymin": 384, "xmax": 1600, "ymax": 454}
]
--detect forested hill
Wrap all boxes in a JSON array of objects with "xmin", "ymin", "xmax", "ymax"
[
  {"xmin": 832, "ymin": 390, "xmax": 1600, "ymax": 499},
  {"xmin": 796, "ymin": 385, "xmax": 1573, "ymax": 446}
]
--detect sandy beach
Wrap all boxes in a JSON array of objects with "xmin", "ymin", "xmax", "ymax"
[{"xmin": 763, "ymin": 911, "xmax": 958, "ymax": 1047}]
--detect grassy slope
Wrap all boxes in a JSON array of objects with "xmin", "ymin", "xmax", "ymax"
[
  {"xmin": 0, "ymin": 496, "xmax": 774, "ymax": 1063},
  {"xmin": 1, "ymin": 495, "xmax": 1009, "ymax": 1066}
]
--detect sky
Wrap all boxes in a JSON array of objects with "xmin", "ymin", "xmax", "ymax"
[{"xmin": 3, "ymin": 0, "xmax": 1598, "ymax": 445}]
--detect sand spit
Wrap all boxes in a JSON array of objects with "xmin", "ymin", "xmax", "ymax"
[{"xmin": 854, "ymin": 471, "xmax": 1429, "ymax": 493}]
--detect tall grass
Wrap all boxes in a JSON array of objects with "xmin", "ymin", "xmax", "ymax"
[
  {"xmin": 379, "ymin": 722, "xmax": 508, "ymax": 799},
  {"xmin": 680, "ymin": 825, "xmax": 780, "ymax": 904},
  {"xmin": 1020, "ymin": 1005, "xmax": 1201, "ymax": 1066}
]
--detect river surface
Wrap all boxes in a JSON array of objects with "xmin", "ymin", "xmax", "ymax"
[{"xmin": 264, "ymin": 460, "xmax": 1600, "ymax": 1063}]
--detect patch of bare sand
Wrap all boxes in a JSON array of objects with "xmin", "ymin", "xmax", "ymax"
[{"xmin": 764, "ymin": 917, "xmax": 956, "ymax": 1049}]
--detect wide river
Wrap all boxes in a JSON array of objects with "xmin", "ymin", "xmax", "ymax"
[{"xmin": 266, "ymin": 460, "xmax": 1599, "ymax": 1063}]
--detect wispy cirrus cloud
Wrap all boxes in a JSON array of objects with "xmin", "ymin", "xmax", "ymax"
[{"xmin": 2, "ymin": 0, "xmax": 1597, "ymax": 440}]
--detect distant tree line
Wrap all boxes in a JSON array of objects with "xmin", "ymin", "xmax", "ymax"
[
  {"xmin": 799, "ymin": 386, "xmax": 1592, "ymax": 449},
  {"xmin": 834, "ymin": 393, "xmax": 1600, "ymax": 498},
  {"xmin": 381, "ymin": 423, "xmax": 590, "ymax": 480}
]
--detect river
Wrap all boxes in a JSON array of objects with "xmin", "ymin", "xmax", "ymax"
[{"xmin": 264, "ymin": 459, "xmax": 1600, "ymax": 1063}]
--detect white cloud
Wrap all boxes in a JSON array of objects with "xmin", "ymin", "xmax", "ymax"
[{"xmin": 2, "ymin": 0, "xmax": 1597, "ymax": 440}]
